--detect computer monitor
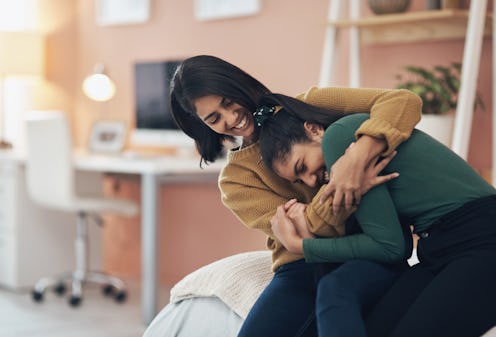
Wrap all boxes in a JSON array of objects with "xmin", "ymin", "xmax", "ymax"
[{"xmin": 131, "ymin": 60, "xmax": 194, "ymax": 148}]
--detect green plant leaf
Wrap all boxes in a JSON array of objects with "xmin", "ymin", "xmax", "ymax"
[
  {"xmin": 434, "ymin": 65, "xmax": 458, "ymax": 93},
  {"xmin": 395, "ymin": 62, "xmax": 486, "ymax": 115}
]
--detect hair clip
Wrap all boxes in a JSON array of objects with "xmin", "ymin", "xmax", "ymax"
[{"xmin": 253, "ymin": 105, "xmax": 276, "ymax": 127}]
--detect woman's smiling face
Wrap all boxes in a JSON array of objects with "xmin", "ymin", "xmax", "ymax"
[
  {"xmin": 272, "ymin": 140, "xmax": 329, "ymax": 188},
  {"xmin": 194, "ymin": 95, "xmax": 255, "ymax": 138}
]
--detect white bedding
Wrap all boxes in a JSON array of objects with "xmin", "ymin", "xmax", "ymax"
[
  {"xmin": 143, "ymin": 297, "xmax": 243, "ymax": 337},
  {"xmin": 143, "ymin": 251, "xmax": 273, "ymax": 337},
  {"xmin": 169, "ymin": 250, "xmax": 273, "ymax": 318}
]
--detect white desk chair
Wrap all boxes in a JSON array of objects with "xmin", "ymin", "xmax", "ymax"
[{"xmin": 25, "ymin": 110, "xmax": 139, "ymax": 307}]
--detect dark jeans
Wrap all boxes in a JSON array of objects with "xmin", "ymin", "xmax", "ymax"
[
  {"xmin": 366, "ymin": 195, "xmax": 496, "ymax": 337},
  {"xmin": 236, "ymin": 259, "xmax": 325, "ymax": 337},
  {"xmin": 317, "ymin": 259, "xmax": 402, "ymax": 337},
  {"xmin": 237, "ymin": 258, "xmax": 400, "ymax": 337}
]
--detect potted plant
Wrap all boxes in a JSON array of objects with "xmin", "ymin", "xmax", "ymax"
[{"xmin": 395, "ymin": 62, "xmax": 485, "ymax": 146}]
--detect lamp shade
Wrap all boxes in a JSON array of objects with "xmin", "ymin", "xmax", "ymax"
[{"xmin": 0, "ymin": 31, "xmax": 44, "ymax": 76}]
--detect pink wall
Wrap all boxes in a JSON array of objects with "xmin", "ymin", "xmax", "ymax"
[
  {"xmin": 72, "ymin": 0, "xmax": 492, "ymax": 171},
  {"xmin": 40, "ymin": 0, "xmax": 493, "ymax": 285}
]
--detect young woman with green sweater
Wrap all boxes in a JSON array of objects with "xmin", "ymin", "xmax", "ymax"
[
  {"xmin": 257, "ymin": 93, "xmax": 496, "ymax": 337},
  {"xmin": 170, "ymin": 55, "xmax": 422, "ymax": 337}
]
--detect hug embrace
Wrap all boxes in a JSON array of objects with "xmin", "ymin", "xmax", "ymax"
[{"xmin": 170, "ymin": 55, "xmax": 496, "ymax": 337}]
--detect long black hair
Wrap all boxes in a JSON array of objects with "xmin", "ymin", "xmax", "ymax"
[
  {"xmin": 258, "ymin": 93, "xmax": 346, "ymax": 171},
  {"xmin": 170, "ymin": 55, "xmax": 270, "ymax": 166}
]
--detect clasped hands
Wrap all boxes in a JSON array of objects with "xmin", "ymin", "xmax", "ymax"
[{"xmin": 270, "ymin": 148, "xmax": 398, "ymax": 254}]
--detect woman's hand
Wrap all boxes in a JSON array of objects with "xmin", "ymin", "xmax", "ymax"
[
  {"xmin": 284, "ymin": 199, "xmax": 315, "ymax": 239},
  {"xmin": 270, "ymin": 205, "xmax": 304, "ymax": 254},
  {"xmin": 361, "ymin": 151, "xmax": 398, "ymax": 195},
  {"xmin": 319, "ymin": 136, "xmax": 396, "ymax": 214}
]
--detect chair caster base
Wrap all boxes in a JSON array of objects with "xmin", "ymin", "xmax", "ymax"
[
  {"xmin": 54, "ymin": 283, "xmax": 66, "ymax": 296},
  {"xmin": 102, "ymin": 284, "xmax": 114, "ymax": 297},
  {"xmin": 32, "ymin": 290, "xmax": 44, "ymax": 303},
  {"xmin": 114, "ymin": 290, "xmax": 127, "ymax": 303},
  {"xmin": 102, "ymin": 285, "xmax": 127, "ymax": 303},
  {"xmin": 69, "ymin": 295, "xmax": 82, "ymax": 307}
]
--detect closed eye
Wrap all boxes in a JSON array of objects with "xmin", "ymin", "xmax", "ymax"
[
  {"xmin": 296, "ymin": 162, "xmax": 306, "ymax": 175},
  {"xmin": 206, "ymin": 113, "xmax": 220, "ymax": 125},
  {"xmin": 293, "ymin": 161, "xmax": 306, "ymax": 183}
]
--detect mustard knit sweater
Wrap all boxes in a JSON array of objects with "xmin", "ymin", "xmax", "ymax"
[{"xmin": 218, "ymin": 86, "xmax": 422, "ymax": 271}]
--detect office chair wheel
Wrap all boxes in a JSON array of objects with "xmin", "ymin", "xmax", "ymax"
[
  {"xmin": 32, "ymin": 290, "xmax": 44, "ymax": 302},
  {"xmin": 114, "ymin": 290, "xmax": 127, "ymax": 303},
  {"xmin": 54, "ymin": 283, "xmax": 66, "ymax": 296},
  {"xmin": 102, "ymin": 284, "xmax": 114, "ymax": 297},
  {"xmin": 69, "ymin": 295, "xmax": 82, "ymax": 307}
]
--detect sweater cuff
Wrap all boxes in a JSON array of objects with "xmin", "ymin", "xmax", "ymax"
[
  {"xmin": 355, "ymin": 119, "xmax": 406, "ymax": 156},
  {"xmin": 306, "ymin": 204, "xmax": 342, "ymax": 237},
  {"xmin": 306, "ymin": 187, "xmax": 347, "ymax": 237}
]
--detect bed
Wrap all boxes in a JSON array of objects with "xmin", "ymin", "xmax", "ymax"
[
  {"xmin": 142, "ymin": 250, "xmax": 496, "ymax": 337},
  {"xmin": 142, "ymin": 250, "xmax": 273, "ymax": 337}
]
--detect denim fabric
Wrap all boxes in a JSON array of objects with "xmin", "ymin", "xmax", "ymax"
[
  {"xmin": 317, "ymin": 259, "xmax": 401, "ymax": 337},
  {"xmin": 237, "ymin": 259, "xmax": 323, "ymax": 337}
]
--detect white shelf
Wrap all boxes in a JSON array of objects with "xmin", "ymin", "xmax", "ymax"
[{"xmin": 328, "ymin": 9, "xmax": 493, "ymax": 44}]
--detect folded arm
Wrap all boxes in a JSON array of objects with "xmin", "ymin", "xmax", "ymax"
[{"xmin": 299, "ymin": 87, "xmax": 422, "ymax": 213}]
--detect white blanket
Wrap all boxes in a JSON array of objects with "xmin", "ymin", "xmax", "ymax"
[{"xmin": 170, "ymin": 250, "xmax": 273, "ymax": 319}]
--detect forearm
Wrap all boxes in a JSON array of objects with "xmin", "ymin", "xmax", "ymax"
[
  {"xmin": 303, "ymin": 186, "xmax": 406, "ymax": 264},
  {"xmin": 355, "ymin": 135, "xmax": 387, "ymax": 160},
  {"xmin": 305, "ymin": 185, "xmax": 352, "ymax": 236},
  {"xmin": 297, "ymin": 87, "xmax": 422, "ymax": 153},
  {"xmin": 355, "ymin": 89, "xmax": 422, "ymax": 155},
  {"xmin": 302, "ymin": 233, "xmax": 404, "ymax": 264}
]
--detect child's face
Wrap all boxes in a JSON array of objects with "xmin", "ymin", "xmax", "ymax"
[{"xmin": 272, "ymin": 140, "xmax": 328, "ymax": 188}]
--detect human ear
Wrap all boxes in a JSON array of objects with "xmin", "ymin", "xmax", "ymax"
[{"xmin": 303, "ymin": 122, "xmax": 324, "ymax": 141}]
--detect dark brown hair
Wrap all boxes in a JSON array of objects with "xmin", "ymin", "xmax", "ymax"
[
  {"xmin": 258, "ymin": 93, "xmax": 346, "ymax": 170},
  {"xmin": 170, "ymin": 55, "xmax": 270, "ymax": 166}
]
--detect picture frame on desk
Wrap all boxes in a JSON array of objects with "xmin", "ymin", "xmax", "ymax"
[{"xmin": 89, "ymin": 120, "xmax": 126, "ymax": 154}]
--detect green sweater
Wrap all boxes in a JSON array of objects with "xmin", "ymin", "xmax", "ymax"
[
  {"xmin": 303, "ymin": 113, "xmax": 496, "ymax": 264},
  {"xmin": 220, "ymin": 87, "xmax": 422, "ymax": 271}
]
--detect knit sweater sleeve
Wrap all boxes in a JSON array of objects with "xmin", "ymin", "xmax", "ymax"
[
  {"xmin": 220, "ymin": 170, "xmax": 281, "ymax": 238},
  {"xmin": 296, "ymin": 86, "xmax": 422, "ymax": 155},
  {"xmin": 219, "ymin": 160, "xmax": 307, "ymax": 264},
  {"xmin": 218, "ymin": 147, "xmax": 304, "ymax": 239},
  {"xmin": 305, "ymin": 185, "xmax": 352, "ymax": 237}
]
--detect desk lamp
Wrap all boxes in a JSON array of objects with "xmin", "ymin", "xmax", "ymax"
[
  {"xmin": 82, "ymin": 63, "xmax": 116, "ymax": 102},
  {"xmin": 0, "ymin": 31, "xmax": 44, "ymax": 149},
  {"xmin": 83, "ymin": 64, "xmax": 124, "ymax": 153}
]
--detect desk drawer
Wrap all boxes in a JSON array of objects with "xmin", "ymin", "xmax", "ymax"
[
  {"xmin": 0, "ymin": 235, "xmax": 18, "ymax": 288},
  {"xmin": 0, "ymin": 165, "xmax": 17, "ymax": 235}
]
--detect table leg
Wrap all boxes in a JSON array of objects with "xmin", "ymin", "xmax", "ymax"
[{"xmin": 141, "ymin": 173, "xmax": 158, "ymax": 324}]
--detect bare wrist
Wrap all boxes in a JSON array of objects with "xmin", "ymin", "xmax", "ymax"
[
  {"xmin": 354, "ymin": 135, "xmax": 387, "ymax": 161},
  {"xmin": 289, "ymin": 238, "xmax": 304, "ymax": 254}
]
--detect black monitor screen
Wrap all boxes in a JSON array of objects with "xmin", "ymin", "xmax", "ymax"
[{"xmin": 134, "ymin": 61, "xmax": 181, "ymax": 130}]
